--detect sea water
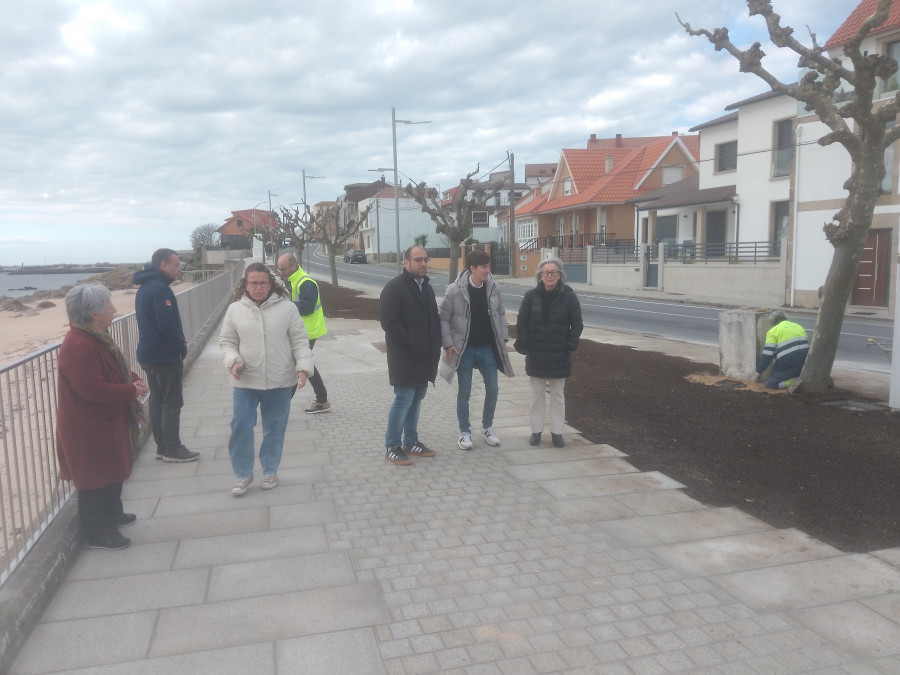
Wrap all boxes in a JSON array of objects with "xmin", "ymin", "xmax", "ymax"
[{"xmin": 0, "ymin": 271, "xmax": 93, "ymax": 298}]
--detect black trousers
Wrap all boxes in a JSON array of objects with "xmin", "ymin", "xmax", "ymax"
[
  {"xmin": 78, "ymin": 482, "xmax": 124, "ymax": 541},
  {"xmin": 142, "ymin": 361, "xmax": 184, "ymax": 450},
  {"xmin": 292, "ymin": 339, "xmax": 328, "ymax": 402}
]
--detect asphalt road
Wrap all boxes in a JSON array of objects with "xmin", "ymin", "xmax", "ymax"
[{"xmin": 300, "ymin": 250, "xmax": 894, "ymax": 375}]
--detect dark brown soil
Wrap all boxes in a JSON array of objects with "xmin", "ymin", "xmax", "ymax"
[{"xmin": 321, "ymin": 281, "xmax": 900, "ymax": 553}]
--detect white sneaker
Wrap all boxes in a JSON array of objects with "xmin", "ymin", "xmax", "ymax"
[
  {"xmin": 260, "ymin": 473, "xmax": 278, "ymax": 490},
  {"xmin": 231, "ymin": 474, "xmax": 253, "ymax": 496},
  {"xmin": 480, "ymin": 427, "xmax": 500, "ymax": 446},
  {"xmin": 457, "ymin": 431, "xmax": 473, "ymax": 450}
]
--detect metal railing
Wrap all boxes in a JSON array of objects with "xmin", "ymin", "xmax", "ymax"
[
  {"xmin": 592, "ymin": 245, "xmax": 641, "ymax": 264},
  {"xmin": 0, "ymin": 262, "xmax": 243, "ymax": 587},
  {"xmin": 662, "ymin": 240, "xmax": 780, "ymax": 264},
  {"xmin": 542, "ymin": 234, "xmax": 635, "ymax": 250}
]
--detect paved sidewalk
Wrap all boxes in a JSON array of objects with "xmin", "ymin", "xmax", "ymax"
[{"xmin": 10, "ymin": 318, "xmax": 900, "ymax": 674}]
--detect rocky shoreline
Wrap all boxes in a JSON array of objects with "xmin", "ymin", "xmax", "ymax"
[{"xmin": 6, "ymin": 266, "xmax": 116, "ymax": 275}]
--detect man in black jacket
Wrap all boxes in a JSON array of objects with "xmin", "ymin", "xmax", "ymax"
[
  {"xmin": 379, "ymin": 246, "xmax": 441, "ymax": 465},
  {"xmin": 133, "ymin": 248, "xmax": 199, "ymax": 463}
]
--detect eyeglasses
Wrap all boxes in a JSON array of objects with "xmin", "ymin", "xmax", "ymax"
[
  {"xmin": 541, "ymin": 270, "xmax": 559, "ymax": 277},
  {"xmin": 409, "ymin": 256, "xmax": 430, "ymax": 263},
  {"xmin": 246, "ymin": 280, "xmax": 271, "ymax": 287}
]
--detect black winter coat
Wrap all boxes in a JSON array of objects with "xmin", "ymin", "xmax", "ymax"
[
  {"xmin": 514, "ymin": 282, "xmax": 583, "ymax": 379},
  {"xmin": 380, "ymin": 269, "xmax": 441, "ymax": 387}
]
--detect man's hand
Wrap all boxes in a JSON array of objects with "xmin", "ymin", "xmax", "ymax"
[
  {"xmin": 297, "ymin": 371, "xmax": 308, "ymax": 388},
  {"xmin": 444, "ymin": 346, "xmax": 459, "ymax": 363},
  {"xmin": 231, "ymin": 362, "xmax": 246, "ymax": 379}
]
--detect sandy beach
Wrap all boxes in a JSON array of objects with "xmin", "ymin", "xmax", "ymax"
[{"xmin": 0, "ymin": 289, "xmax": 138, "ymax": 367}]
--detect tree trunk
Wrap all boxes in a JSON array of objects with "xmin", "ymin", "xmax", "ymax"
[
  {"xmin": 329, "ymin": 249, "xmax": 339, "ymax": 286},
  {"xmin": 800, "ymin": 234, "xmax": 867, "ymax": 391},
  {"xmin": 799, "ymin": 162, "xmax": 881, "ymax": 392},
  {"xmin": 448, "ymin": 246, "xmax": 460, "ymax": 282}
]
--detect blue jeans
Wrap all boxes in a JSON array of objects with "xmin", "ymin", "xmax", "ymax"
[
  {"xmin": 385, "ymin": 386, "xmax": 427, "ymax": 449},
  {"xmin": 456, "ymin": 345, "xmax": 499, "ymax": 432},
  {"xmin": 228, "ymin": 387, "xmax": 292, "ymax": 477}
]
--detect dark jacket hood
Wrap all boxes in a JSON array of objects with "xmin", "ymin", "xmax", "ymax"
[{"xmin": 132, "ymin": 266, "xmax": 174, "ymax": 286}]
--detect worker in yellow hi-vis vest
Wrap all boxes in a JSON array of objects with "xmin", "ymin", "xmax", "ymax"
[
  {"xmin": 276, "ymin": 253, "xmax": 331, "ymax": 413},
  {"xmin": 755, "ymin": 310, "xmax": 809, "ymax": 390}
]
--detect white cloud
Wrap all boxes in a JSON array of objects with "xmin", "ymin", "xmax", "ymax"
[{"xmin": 0, "ymin": 0, "xmax": 855, "ymax": 264}]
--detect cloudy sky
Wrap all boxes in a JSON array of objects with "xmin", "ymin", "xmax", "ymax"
[{"xmin": 1, "ymin": 0, "xmax": 856, "ymax": 265}]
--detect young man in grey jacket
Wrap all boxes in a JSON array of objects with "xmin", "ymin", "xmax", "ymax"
[{"xmin": 438, "ymin": 250, "xmax": 514, "ymax": 450}]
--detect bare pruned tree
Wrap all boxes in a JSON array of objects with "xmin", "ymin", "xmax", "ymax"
[
  {"xmin": 190, "ymin": 223, "xmax": 220, "ymax": 253},
  {"xmin": 297, "ymin": 201, "xmax": 372, "ymax": 286},
  {"xmin": 680, "ymin": 0, "xmax": 900, "ymax": 393},
  {"xmin": 405, "ymin": 165, "xmax": 505, "ymax": 280}
]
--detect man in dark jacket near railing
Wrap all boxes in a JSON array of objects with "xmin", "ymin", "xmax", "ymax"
[{"xmin": 133, "ymin": 248, "xmax": 200, "ymax": 463}]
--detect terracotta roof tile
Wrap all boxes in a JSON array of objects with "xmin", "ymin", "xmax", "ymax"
[{"xmin": 825, "ymin": 0, "xmax": 900, "ymax": 49}]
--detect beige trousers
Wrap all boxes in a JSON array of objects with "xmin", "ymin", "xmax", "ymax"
[{"xmin": 529, "ymin": 377, "xmax": 566, "ymax": 434}]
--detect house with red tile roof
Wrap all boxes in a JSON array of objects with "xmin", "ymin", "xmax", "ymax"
[
  {"xmin": 611, "ymin": 0, "xmax": 900, "ymax": 312},
  {"xmin": 512, "ymin": 133, "xmax": 700, "ymax": 261},
  {"xmin": 219, "ymin": 208, "xmax": 276, "ymax": 250}
]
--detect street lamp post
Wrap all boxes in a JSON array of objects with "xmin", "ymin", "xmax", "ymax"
[
  {"xmin": 302, "ymin": 170, "xmax": 325, "ymax": 270},
  {"xmin": 252, "ymin": 200, "xmax": 267, "ymax": 262},
  {"xmin": 389, "ymin": 107, "xmax": 431, "ymax": 273}
]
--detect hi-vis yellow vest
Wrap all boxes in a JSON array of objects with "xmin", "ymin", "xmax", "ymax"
[{"xmin": 287, "ymin": 267, "xmax": 326, "ymax": 340}]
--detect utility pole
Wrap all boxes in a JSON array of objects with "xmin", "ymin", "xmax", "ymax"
[{"xmin": 509, "ymin": 152, "xmax": 516, "ymax": 278}]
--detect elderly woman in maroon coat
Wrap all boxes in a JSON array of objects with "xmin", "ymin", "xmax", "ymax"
[{"xmin": 56, "ymin": 283, "xmax": 148, "ymax": 550}]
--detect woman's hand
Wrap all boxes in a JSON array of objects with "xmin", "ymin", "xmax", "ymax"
[
  {"xmin": 444, "ymin": 345, "xmax": 459, "ymax": 363},
  {"xmin": 297, "ymin": 371, "xmax": 308, "ymax": 388},
  {"xmin": 133, "ymin": 379, "xmax": 149, "ymax": 397}
]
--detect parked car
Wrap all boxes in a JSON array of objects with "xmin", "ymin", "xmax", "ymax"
[{"xmin": 343, "ymin": 249, "xmax": 367, "ymax": 264}]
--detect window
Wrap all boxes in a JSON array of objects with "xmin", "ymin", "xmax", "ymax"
[
  {"xmin": 472, "ymin": 211, "xmax": 488, "ymax": 225},
  {"xmin": 773, "ymin": 119, "xmax": 792, "ymax": 178},
  {"xmin": 772, "ymin": 201, "xmax": 790, "ymax": 241},
  {"xmin": 562, "ymin": 178, "xmax": 572, "ymax": 196},
  {"xmin": 515, "ymin": 218, "xmax": 537, "ymax": 242},
  {"xmin": 885, "ymin": 41, "xmax": 900, "ymax": 93},
  {"xmin": 715, "ymin": 141, "xmax": 737, "ymax": 172},
  {"xmin": 555, "ymin": 216, "xmax": 565, "ymax": 237},
  {"xmin": 237, "ymin": 219, "xmax": 243, "ymax": 228},
  {"xmin": 662, "ymin": 166, "xmax": 684, "ymax": 185}
]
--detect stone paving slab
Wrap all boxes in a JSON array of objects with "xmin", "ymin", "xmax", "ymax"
[
  {"xmin": 713, "ymin": 554, "xmax": 900, "ymax": 611},
  {"xmin": 10, "ymin": 317, "xmax": 900, "ymax": 674},
  {"xmin": 652, "ymin": 528, "xmax": 845, "ymax": 576}
]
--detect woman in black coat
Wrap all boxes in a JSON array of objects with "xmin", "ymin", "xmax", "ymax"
[{"xmin": 514, "ymin": 257, "xmax": 583, "ymax": 448}]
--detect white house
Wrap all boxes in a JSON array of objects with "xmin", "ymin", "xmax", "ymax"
[
  {"xmin": 790, "ymin": 0, "xmax": 900, "ymax": 313},
  {"xmin": 355, "ymin": 184, "xmax": 437, "ymax": 262}
]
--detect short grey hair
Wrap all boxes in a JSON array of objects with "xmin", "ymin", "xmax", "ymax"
[
  {"xmin": 769, "ymin": 310, "xmax": 788, "ymax": 326},
  {"xmin": 65, "ymin": 283, "xmax": 112, "ymax": 324},
  {"xmin": 535, "ymin": 256, "xmax": 566, "ymax": 284}
]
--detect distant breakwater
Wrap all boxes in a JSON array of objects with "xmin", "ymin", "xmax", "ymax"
[{"xmin": 7, "ymin": 266, "xmax": 116, "ymax": 275}]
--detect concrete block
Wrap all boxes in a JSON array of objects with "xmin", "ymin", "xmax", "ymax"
[{"xmin": 718, "ymin": 308, "xmax": 768, "ymax": 379}]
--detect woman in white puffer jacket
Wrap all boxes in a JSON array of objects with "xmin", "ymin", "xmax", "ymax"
[{"xmin": 219, "ymin": 262, "xmax": 314, "ymax": 496}]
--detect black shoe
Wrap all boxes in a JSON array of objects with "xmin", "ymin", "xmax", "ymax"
[
  {"xmin": 163, "ymin": 444, "xmax": 200, "ymax": 463},
  {"xmin": 156, "ymin": 446, "xmax": 164, "ymax": 460},
  {"xmin": 385, "ymin": 445, "xmax": 412, "ymax": 466},
  {"xmin": 404, "ymin": 441, "xmax": 436, "ymax": 457},
  {"xmin": 87, "ymin": 533, "xmax": 131, "ymax": 550},
  {"xmin": 529, "ymin": 433, "xmax": 541, "ymax": 446},
  {"xmin": 551, "ymin": 433, "xmax": 565, "ymax": 448},
  {"xmin": 118, "ymin": 513, "xmax": 137, "ymax": 528}
]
